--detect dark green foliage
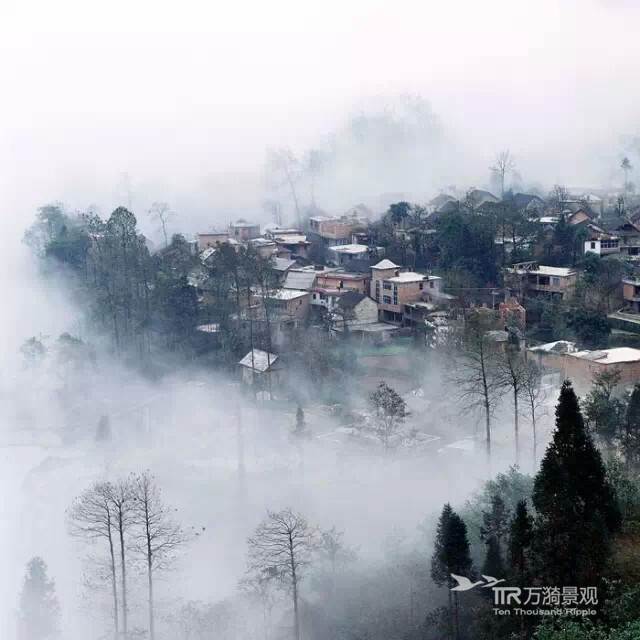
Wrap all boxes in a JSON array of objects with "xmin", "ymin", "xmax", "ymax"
[
  {"xmin": 431, "ymin": 504, "xmax": 454, "ymax": 587},
  {"xmin": 436, "ymin": 209, "xmax": 499, "ymax": 285},
  {"xmin": 19, "ymin": 557, "xmax": 60, "ymax": 640},
  {"xmin": 533, "ymin": 381, "xmax": 621, "ymax": 585},
  {"xmin": 568, "ymin": 309, "xmax": 611, "ymax": 349},
  {"xmin": 431, "ymin": 504, "xmax": 473, "ymax": 585},
  {"xmin": 583, "ymin": 369, "xmax": 625, "ymax": 450},
  {"xmin": 508, "ymin": 500, "xmax": 534, "ymax": 588},
  {"xmin": 482, "ymin": 535, "xmax": 504, "ymax": 578}
]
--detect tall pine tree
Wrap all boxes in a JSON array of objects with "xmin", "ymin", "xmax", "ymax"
[
  {"xmin": 18, "ymin": 557, "xmax": 60, "ymax": 640},
  {"xmin": 509, "ymin": 500, "xmax": 533, "ymax": 590},
  {"xmin": 532, "ymin": 380, "xmax": 621, "ymax": 586},
  {"xmin": 431, "ymin": 504, "xmax": 473, "ymax": 640}
]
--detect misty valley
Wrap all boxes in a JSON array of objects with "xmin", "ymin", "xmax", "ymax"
[{"xmin": 5, "ymin": 3, "xmax": 640, "ymax": 637}]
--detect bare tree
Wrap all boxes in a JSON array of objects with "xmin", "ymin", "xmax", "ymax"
[
  {"xmin": 450, "ymin": 311, "xmax": 504, "ymax": 468},
  {"xmin": 148, "ymin": 202, "xmax": 174, "ymax": 248},
  {"xmin": 246, "ymin": 508, "xmax": 318, "ymax": 640},
  {"xmin": 107, "ymin": 479, "xmax": 135, "ymax": 639},
  {"xmin": 67, "ymin": 482, "xmax": 120, "ymax": 640},
  {"xmin": 368, "ymin": 381, "xmax": 408, "ymax": 452},
  {"xmin": 264, "ymin": 148, "xmax": 303, "ymax": 227},
  {"xmin": 490, "ymin": 150, "xmax": 516, "ymax": 199},
  {"xmin": 131, "ymin": 472, "xmax": 188, "ymax": 640},
  {"xmin": 521, "ymin": 360, "xmax": 547, "ymax": 470},
  {"xmin": 496, "ymin": 339, "xmax": 527, "ymax": 465}
]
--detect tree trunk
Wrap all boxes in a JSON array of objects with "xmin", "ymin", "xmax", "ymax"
[
  {"xmin": 289, "ymin": 533, "xmax": 300, "ymax": 640},
  {"xmin": 532, "ymin": 410, "xmax": 537, "ymax": 472},
  {"xmin": 514, "ymin": 389, "xmax": 519, "ymax": 465},
  {"xmin": 447, "ymin": 589, "xmax": 454, "ymax": 640},
  {"xmin": 119, "ymin": 517, "xmax": 128, "ymax": 639},
  {"xmin": 454, "ymin": 591, "xmax": 460, "ymax": 640},
  {"xmin": 147, "ymin": 553, "xmax": 154, "ymax": 640},
  {"xmin": 484, "ymin": 397, "xmax": 492, "ymax": 473},
  {"xmin": 107, "ymin": 521, "xmax": 119, "ymax": 640},
  {"xmin": 143, "ymin": 497, "xmax": 155, "ymax": 640}
]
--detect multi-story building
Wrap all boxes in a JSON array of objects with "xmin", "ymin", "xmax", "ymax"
[
  {"xmin": 505, "ymin": 262, "xmax": 578, "ymax": 302},
  {"xmin": 308, "ymin": 216, "xmax": 354, "ymax": 246},
  {"xmin": 369, "ymin": 259, "xmax": 442, "ymax": 323}
]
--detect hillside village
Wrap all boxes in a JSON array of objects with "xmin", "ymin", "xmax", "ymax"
[{"xmin": 187, "ymin": 182, "xmax": 640, "ymax": 399}]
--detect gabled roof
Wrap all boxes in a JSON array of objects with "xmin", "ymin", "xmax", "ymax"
[
  {"xmin": 238, "ymin": 349, "xmax": 279, "ymax": 372},
  {"xmin": 283, "ymin": 270, "xmax": 317, "ymax": 290},
  {"xmin": 371, "ymin": 259, "xmax": 399, "ymax": 270},
  {"xmin": 566, "ymin": 202, "xmax": 597, "ymax": 219},
  {"xmin": 336, "ymin": 291, "xmax": 367, "ymax": 309},
  {"xmin": 428, "ymin": 193, "xmax": 456, "ymax": 208},
  {"xmin": 512, "ymin": 193, "xmax": 545, "ymax": 209}
]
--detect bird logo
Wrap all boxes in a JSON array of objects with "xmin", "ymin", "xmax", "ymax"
[
  {"xmin": 450, "ymin": 574, "xmax": 505, "ymax": 591},
  {"xmin": 450, "ymin": 574, "xmax": 484, "ymax": 591}
]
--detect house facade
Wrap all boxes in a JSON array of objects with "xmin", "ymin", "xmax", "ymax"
[
  {"xmin": 197, "ymin": 231, "xmax": 230, "ymax": 252},
  {"xmin": 229, "ymin": 220, "xmax": 261, "ymax": 241},
  {"xmin": 265, "ymin": 289, "xmax": 310, "ymax": 318},
  {"xmin": 622, "ymin": 276, "xmax": 640, "ymax": 312},
  {"xmin": 238, "ymin": 349, "xmax": 283, "ymax": 387},
  {"xmin": 505, "ymin": 262, "xmax": 578, "ymax": 302},
  {"xmin": 308, "ymin": 216, "xmax": 354, "ymax": 246},
  {"xmin": 369, "ymin": 259, "xmax": 442, "ymax": 323}
]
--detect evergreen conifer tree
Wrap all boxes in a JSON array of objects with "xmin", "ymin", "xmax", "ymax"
[
  {"xmin": 509, "ymin": 499, "xmax": 534, "ymax": 589},
  {"xmin": 18, "ymin": 557, "xmax": 60, "ymax": 640},
  {"xmin": 532, "ymin": 380, "xmax": 621, "ymax": 585}
]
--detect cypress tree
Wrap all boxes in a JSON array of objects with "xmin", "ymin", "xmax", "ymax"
[
  {"xmin": 509, "ymin": 499, "xmax": 533, "ymax": 590},
  {"xmin": 18, "ymin": 557, "xmax": 60, "ymax": 640},
  {"xmin": 431, "ymin": 504, "xmax": 473, "ymax": 640},
  {"xmin": 446, "ymin": 513, "xmax": 473, "ymax": 640},
  {"xmin": 431, "ymin": 504, "xmax": 454, "ymax": 639},
  {"xmin": 482, "ymin": 535, "xmax": 505, "ymax": 578},
  {"xmin": 532, "ymin": 380, "xmax": 621, "ymax": 586}
]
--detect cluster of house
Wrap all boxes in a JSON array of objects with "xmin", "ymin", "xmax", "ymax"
[{"xmin": 192, "ymin": 187, "xmax": 640, "ymax": 389}]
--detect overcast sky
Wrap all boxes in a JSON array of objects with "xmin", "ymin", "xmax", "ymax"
[{"xmin": 2, "ymin": 0, "xmax": 640, "ymax": 236}]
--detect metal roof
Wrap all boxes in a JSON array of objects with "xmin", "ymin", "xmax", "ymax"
[
  {"xmin": 238, "ymin": 349, "xmax": 279, "ymax": 372},
  {"xmin": 283, "ymin": 271, "xmax": 317, "ymax": 290}
]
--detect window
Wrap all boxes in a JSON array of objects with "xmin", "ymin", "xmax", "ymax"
[
  {"xmin": 551, "ymin": 277, "xmax": 560, "ymax": 286},
  {"xmin": 590, "ymin": 241, "xmax": 597, "ymax": 249},
  {"xmin": 419, "ymin": 281, "xmax": 424, "ymax": 290},
  {"xmin": 383, "ymin": 295, "xmax": 392, "ymax": 304},
  {"xmin": 393, "ymin": 285, "xmax": 398, "ymax": 306},
  {"xmin": 429, "ymin": 281, "xmax": 434, "ymax": 289},
  {"xmin": 339, "ymin": 280, "xmax": 344, "ymax": 288},
  {"xmin": 375, "ymin": 280, "xmax": 380, "ymax": 301},
  {"xmin": 312, "ymin": 293, "xmax": 317, "ymax": 299},
  {"xmin": 235, "ymin": 229, "xmax": 239, "ymax": 236},
  {"xmin": 383, "ymin": 281, "xmax": 392, "ymax": 290}
]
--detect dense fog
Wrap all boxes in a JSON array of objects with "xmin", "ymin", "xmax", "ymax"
[{"xmin": 3, "ymin": 1, "xmax": 640, "ymax": 639}]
